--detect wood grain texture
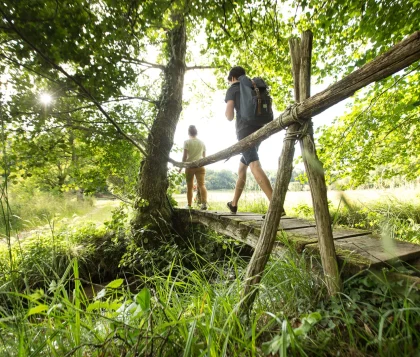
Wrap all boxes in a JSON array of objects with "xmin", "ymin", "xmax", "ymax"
[
  {"xmin": 174, "ymin": 208, "xmax": 420, "ymax": 272},
  {"xmin": 298, "ymin": 31, "xmax": 342, "ymax": 294}
]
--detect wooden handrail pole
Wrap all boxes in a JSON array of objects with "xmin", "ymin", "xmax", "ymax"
[
  {"xmin": 170, "ymin": 31, "xmax": 420, "ymax": 169},
  {"xmin": 298, "ymin": 31, "xmax": 342, "ymax": 294}
]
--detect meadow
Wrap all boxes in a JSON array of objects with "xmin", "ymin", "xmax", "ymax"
[{"xmin": 174, "ymin": 187, "xmax": 420, "ymax": 212}]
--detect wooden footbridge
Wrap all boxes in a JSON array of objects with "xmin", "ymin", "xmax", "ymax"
[
  {"xmin": 171, "ymin": 30, "xmax": 420, "ymax": 310},
  {"xmin": 175, "ymin": 208, "xmax": 420, "ymax": 273}
]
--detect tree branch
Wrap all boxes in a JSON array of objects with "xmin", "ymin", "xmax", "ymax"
[
  {"xmin": 185, "ymin": 65, "xmax": 220, "ymax": 71},
  {"xmin": 121, "ymin": 57, "xmax": 165, "ymax": 70},
  {"xmin": 1, "ymin": 9, "xmax": 148, "ymax": 156}
]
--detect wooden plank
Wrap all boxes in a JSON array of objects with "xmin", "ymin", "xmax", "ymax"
[
  {"xmin": 191, "ymin": 213, "xmax": 260, "ymax": 248},
  {"xmin": 335, "ymin": 235, "xmax": 420, "ymax": 264},
  {"xmin": 240, "ymin": 218, "xmax": 315, "ymax": 230},
  {"xmin": 333, "ymin": 228, "xmax": 371, "ymax": 239},
  {"xmin": 212, "ymin": 212, "xmax": 262, "ymax": 217},
  {"xmin": 282, "ymin": 227, "xmax": 371, "ymax": 250},
  {"xmin": 175, "ymin": 208, "xmax": 420, "ymax": 275},
  {"xmin": 306, "ymin": 234, "xmax": 420, "ymax": 272}
]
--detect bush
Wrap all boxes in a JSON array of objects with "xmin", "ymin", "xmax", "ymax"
[{"xmin": 0, "ymin": 220, "xmax": 128, "ymax": 291}]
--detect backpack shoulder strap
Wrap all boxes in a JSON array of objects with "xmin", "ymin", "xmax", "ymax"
[{"xmin": 251, "ymin": 80, "xmax": 262, "ymax": 115}]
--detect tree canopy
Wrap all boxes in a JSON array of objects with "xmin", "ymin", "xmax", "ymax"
[{"xmin": 1, "ymin": 0, "xmax": 419, "ymax": 202}]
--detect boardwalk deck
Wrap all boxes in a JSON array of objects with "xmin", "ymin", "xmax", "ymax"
[{"xmin": 174, "ymin": 208, "xmax": 420, "ymax": 272}]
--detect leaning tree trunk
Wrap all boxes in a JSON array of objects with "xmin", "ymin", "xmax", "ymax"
[{"xmin": 131, "ymin": 16, "xmax": 187, "ymax": 242}]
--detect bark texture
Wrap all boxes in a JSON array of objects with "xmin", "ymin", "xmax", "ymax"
[
  {"xmin": 170, "ymin": 31, "xmax": 420, "ymax": 169},
  {"xmin": 297, "ymin": 31, "xmax": 341, "ymax": 294},
  {"xmin": 131, "ymin": 16, "xmax": 187, "ymax": 239},
  {"xmin": 240, "ymin": 37, "xmax": 303, "ymax": 312}
]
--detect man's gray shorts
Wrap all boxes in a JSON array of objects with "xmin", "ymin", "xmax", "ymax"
[{"xmin": 240, "ymin": 143, "xmax": 260, "ymax": 166}]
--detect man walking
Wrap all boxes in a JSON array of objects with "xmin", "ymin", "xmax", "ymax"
[{"xmin": 225, "ymin": 66, "xmax": 273, "ymax": 213}]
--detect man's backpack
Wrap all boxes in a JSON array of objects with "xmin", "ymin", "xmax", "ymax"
[{"xmin": 238, "ymin": 75, "xmax": 274, "ymax": 126}]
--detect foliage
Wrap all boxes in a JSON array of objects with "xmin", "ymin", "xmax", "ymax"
[
  {"xmin": 205, "ymin": 169, "xmax": 237, "ymax": 190},
  {"xmin": 0, "ymin": 220, "xmax": 127, "ymax": 291},
  {"xmin": 318, "ymin": 70, "xmax": 420, "ymax": 187},
  {"xmin": 0, "ymin": 182, "xmax": 94, "ymax": 235},
  {"xmin": 1, "ymin": 226, "xmax": 420, "ymax": 356},
  {"xmin": 0, "ymin": 0, "xmax": 155, "ymax": 193}
]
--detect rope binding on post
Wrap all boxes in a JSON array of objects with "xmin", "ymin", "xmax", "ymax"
[{"xmin": 279, "ymin": 103, "xmax": 313, "ymax": 141}]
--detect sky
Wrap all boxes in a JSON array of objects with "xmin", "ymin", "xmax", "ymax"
[{"xmin": 172, "ymin": 69, "xmax": 351, "ymax": 172}]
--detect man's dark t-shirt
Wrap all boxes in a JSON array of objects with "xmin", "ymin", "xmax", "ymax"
[{"xmin": 225, "ymin": 82, "xmax": 262, "ymax": 140}]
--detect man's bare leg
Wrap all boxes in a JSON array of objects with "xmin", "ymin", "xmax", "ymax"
[
  {"xmin": 249, "ymin": 160, "xmax": 273, "ymax": 201},
  {"xmin": 232, "ymin": 162, "xmax": 248, "ymax": 206}
]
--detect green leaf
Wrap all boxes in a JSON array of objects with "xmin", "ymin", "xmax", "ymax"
[
  {"xmin": 27, "ymin": 304, "xmax": 48, "ymax": 316},
  {"xmin": 106, "ymin": 278, "xmax": 124, "ymax": 289},
  {"xmin": 135, "ymin": 288, "xmax": 151, "ymax": 312}
]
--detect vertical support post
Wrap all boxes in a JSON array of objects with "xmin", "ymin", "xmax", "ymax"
[
  {"xmin": 298, "ymin": 30, "xmax": 342, "ymax": 295},
  {"xmin": 239, "ymin": 39, "xmax": 305, "ymax": 314}
]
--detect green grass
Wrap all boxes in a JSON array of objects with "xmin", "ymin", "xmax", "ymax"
[
  {"xmin": 1, "ymin": 237, "xmax": 419, "ymax": 356},
  {"xmin": 1, "ymin": 188, "xmax": 420, "ymax": 355},
  {"xmin": 0, "ymin": 188, "xmax": 96, "ymax": 236}
]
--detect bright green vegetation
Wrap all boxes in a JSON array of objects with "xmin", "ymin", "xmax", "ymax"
[
  {"xmin": 293, "ymin": 196, "xmax": 420, "ymax": 245},
  {"xmin": 1, "ymin": 0, "xmax": 420, "ymax": 355},
  {"xmin": 1, "ymin": 214, "xmax": 419, "ymax": 356},
  {"xmin": 0, "ymin": 185, "xmax": 120, "ymax": 236}
]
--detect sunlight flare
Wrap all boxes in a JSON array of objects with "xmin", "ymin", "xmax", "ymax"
[{"xmin": 39, "ymin": 93, "xmax": 52, "ymax": 105}]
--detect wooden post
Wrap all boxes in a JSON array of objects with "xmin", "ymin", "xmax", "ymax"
[
  {"xmin": 240, "ymin": 31, "xmax": 342, "ymax": 314},
  {"xmin": 298, "ymin": 30, "xmax": 342, "ymax": 294},
  {"xmin": 239, "ymin": 38, "xmax": 306, "ymax": 313}
]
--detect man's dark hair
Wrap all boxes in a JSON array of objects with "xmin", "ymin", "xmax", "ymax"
[
  {"xmin": 188, "ymin": 125, "xmax": 198, "ymax": 136},
  {"xmin": 228, "ymin": 66, "xmax": 246, "ymax": 81}
]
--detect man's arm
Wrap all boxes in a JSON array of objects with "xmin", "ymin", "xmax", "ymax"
[
  {"xmin": 179, "ymin": 149, "xmax": 188, "ymax": 172},
  {"xmin": 182, "ymin": 149, "xmax": 188, "ymax": 162},
  {"xmin": 225, "ymin": 100, "xmax": 235, "ymax": 121}
]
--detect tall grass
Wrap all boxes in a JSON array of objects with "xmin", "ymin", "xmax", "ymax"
[
  {"xmin": 0, "ymin": 186, "xmax": 95, "ymax": 236},
  {"xmin": 1, "ymin": 182, "xmax": 420, "ymax": 355},
  {"xmin": 1, "ymin": 223, "xmax": 419, "ymax": 356}
]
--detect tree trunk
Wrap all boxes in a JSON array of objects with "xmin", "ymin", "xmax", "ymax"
[{"xmin": 131, "ymin": 15, "xmax": 187, "ymax": 241}]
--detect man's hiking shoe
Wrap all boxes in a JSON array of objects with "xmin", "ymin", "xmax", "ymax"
[
  {"xmin": 185, "ymin": 205, "xmax": 192, "ymax": 209},
  {"xmin": 201, "ymin": 203, "xmax": 208, "ymax": 210},
  {"xmin": 262, "ymin": 210, "xmax": 286, "ymax": 219},
  {"xmin": 227, "ymin": 201, "xmax": 238, "ymax": 213}
]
